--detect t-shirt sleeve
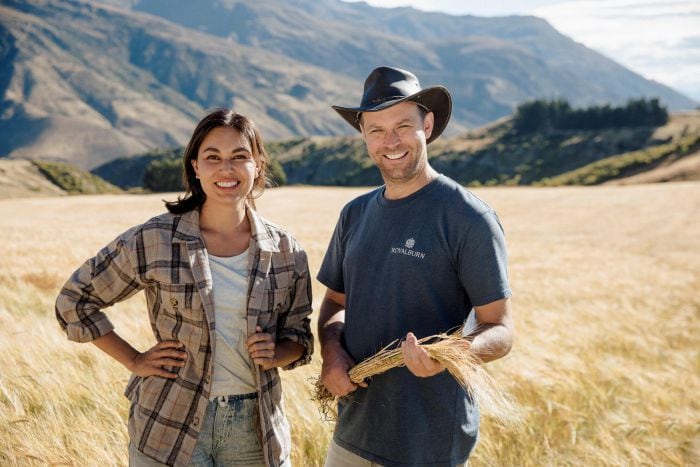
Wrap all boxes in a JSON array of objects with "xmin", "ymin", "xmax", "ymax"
[
  {"xmin": 317, "ymin": 209, "xmax": 347, "ymax": 294},
  {"xmin": 458, "ymin": 210, "xmax": 512, "ymax": 307}
]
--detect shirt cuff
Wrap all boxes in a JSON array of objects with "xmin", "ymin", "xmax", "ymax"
[
  {"xmin": 64, "ymin": 311, "xmax": 115, "ymax": 343},
  {"xmin": 278, "ymin": 327, "xmax": 313, "ymax": 370}
]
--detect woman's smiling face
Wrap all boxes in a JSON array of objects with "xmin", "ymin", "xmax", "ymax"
[{"xmin": 191, "ymin": 126, "xmax": 260, "ymax": 208}]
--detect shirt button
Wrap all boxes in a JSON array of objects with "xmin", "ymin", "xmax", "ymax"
[
  {"xmin": 205, "ymin": 375, "xmax": 210, "ymax": 384},
  {"xmin": 193, "ymin": 417, "xmax": 200, "ymax": 426}
]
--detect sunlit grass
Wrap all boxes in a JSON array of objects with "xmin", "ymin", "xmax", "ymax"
[{"xmin": 1, "ymin": 183, "xmax": 698, "ymax": 465}]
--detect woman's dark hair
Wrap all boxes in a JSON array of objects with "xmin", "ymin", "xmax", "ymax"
[{"xmin": 165, "ymin": 109, "xmax": 269, "ymax": 214}]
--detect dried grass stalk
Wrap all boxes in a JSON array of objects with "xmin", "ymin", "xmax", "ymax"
[{"xmin": 313, "ymin": 326, "xmax": 520, "ymax": 427}]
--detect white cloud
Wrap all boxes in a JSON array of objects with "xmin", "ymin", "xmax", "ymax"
[{"xmin": 534, "ymin": 0, "xmax": 700, "ymax": 101}]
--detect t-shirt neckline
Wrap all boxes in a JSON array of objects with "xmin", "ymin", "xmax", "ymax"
[{"xmin": 375, "ymin": 174, "xmax": 444, "ymax": 208}]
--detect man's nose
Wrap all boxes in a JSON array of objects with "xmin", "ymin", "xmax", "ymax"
[{"xmin": 383, "ymin": 129, "xmax": 400, "ymax": 147}]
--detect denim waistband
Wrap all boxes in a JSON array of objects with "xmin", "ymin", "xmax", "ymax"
[{"xmin": 211, "ymin": 393, "xmax": 258, "ymax": 405}]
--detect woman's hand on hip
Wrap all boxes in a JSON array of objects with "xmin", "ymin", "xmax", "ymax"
[{"xmin": 129, "ymin": 340, "xmax": 187, "ymax": 378}]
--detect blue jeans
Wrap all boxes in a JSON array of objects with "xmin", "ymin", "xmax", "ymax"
[{"xmin": 130, "ymin": 393, "xmax": 265, "ymax": 466}]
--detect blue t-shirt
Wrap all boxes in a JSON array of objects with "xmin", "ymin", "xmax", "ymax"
[{"xmin": 317, "ymin": 175, "xmax": 511, "ymax": 466}]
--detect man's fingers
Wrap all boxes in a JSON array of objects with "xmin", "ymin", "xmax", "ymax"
[
  {"xmin": 402, "ymin": 332, "xmax": 444, "ymax": 377},
  {"xmin": 324, "ymin": 379, "xmax": 357, "ymax": 397},
  {"xmin": 322, "ymin": 364, "xmax": 359, "ymax": 396}
]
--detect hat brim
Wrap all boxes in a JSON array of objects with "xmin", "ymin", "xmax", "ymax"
[{"xmin": 332, "ymin": 86, "xmax": 452, "ymax": 144}]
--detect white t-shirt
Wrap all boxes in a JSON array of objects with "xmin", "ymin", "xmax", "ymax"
[{"xmin": 208, "ymin": 250, "xmax": 257, "ymax": 397}]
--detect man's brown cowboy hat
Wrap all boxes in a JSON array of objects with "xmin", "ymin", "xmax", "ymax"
[{"xmin": 332, "ymin": 66, "xmax": 452, "ymax": 144}]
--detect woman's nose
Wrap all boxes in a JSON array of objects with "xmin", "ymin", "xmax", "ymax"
[{"xmin": 219, "ymin": 159, "xmax": 236, "ymax": 170}]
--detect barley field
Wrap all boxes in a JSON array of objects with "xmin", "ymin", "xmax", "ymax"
[{"xmin": 1, "ymin": 183, "xmax": 698, "ymax": 466}]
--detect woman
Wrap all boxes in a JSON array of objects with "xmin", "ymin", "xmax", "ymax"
[{"xmin": 55, "ymin": 109, "xmax": 313, "ymax": 466}]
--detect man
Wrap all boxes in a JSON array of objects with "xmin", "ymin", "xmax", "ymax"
[{"xmin": 317, "ymin": 66, "xmax": 514, "ymax": 466}]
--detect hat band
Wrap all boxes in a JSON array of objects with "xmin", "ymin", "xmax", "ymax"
[
  {"xmin": 355, "ymin": 96, "xmax": 431, "ymax": 124},
  {"xmin": 368, "ymin": 95, "xmax": 405, "ymax": 105}
]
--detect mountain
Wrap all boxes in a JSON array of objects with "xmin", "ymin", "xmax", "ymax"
[
  {"xmin": 1, "ymin": 0, "xmax": 696, "ymax": 170},
  {"xmin": 123, "ymin": 0, "xmax": 696, "ymax": 127},
  {"xmin": 0, "ymin": 0, "xmax": 357, "ymax": 168}
]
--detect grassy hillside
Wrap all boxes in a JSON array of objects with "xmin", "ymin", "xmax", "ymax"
[
  {"xmin": 538, "ymin": 133, "xmax": 700, "ymax": 186},
  {"xmin": 269, "ymin": 111, "xmax": 700, "ymax": 187},
  {"xmin": 92, "ymin": 111, "xmax": 700, "ymax": 190},
  {"xmin": 0, "ymin": 184, "xmax": 697, "ymax": 465},
  {"xmin": 32, "ymin": 161, "xmax": 122, "ymax": 195},
  {"xmin": 0, "ymin": 160, "xmax": 67, "ymax": 198},
  {"xmin": 92, "ymin": 148, "xmax": 182, "ymax": 189},
  {"xmin": 0, "ymin": 159, "xmax": 121, "ymax": 198}
]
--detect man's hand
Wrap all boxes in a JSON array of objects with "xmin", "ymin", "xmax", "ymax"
[
  {"xmin": 321, "ymin": 343, "xmax": 367, "ymax": 397},
  {"xmin": 318, "ymin": 288, "xmax": 367, "ymax": 396},
  {"xmin": 401, "ymin": 332, "xmax": 445, "ymax": 377},
  {"xmin": 129, "ymin": 340, "xmax": 187, "ymax": 378}
]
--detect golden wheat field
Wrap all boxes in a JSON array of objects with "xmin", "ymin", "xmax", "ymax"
[{"xmin": 1, "ymin": 183, "xmax": 698, "ymax": 466}]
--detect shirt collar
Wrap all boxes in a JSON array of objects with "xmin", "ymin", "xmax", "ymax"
[
  {"xmin": 172, "ymin": 207, "xmax": 280, "ymax": 253},
  {"xmin": 247, "ymin": 207, "xmax": 280, "ymax": 253}
]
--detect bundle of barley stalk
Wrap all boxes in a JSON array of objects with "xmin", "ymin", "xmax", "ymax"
[{"xmin": 313, "ymin": 325, "xmax": 520, "ymax": 427}]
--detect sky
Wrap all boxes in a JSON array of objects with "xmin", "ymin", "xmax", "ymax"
[{"xmin": 341, "ymin": 0, "xmax": 700, "ymax": 102}]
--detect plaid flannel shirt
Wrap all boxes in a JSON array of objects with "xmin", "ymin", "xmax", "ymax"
[{"xmin": 55, "ymin": 208, "xmax": 313, "ymax": 466}]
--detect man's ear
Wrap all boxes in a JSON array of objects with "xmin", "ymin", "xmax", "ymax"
[{"xmin": 424, "ymin": 111, "xmax": 435, "ymax": 140}]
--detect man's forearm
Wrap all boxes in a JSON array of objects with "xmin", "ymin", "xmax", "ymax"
[
  {"xmin": 317, "ymin": 295, "xmax": 346, "ymax": 353},
  {"xmin": 319, "ymin": 321, "xmax": 346, "ymax": 360},
  {"xmin": 468, "ymin": 323, "xmax": 513, "ymax": 363}
]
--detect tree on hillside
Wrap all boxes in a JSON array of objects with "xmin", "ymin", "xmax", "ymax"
[
  {"xmin": 267, "ymin": 158, "xmax": 287, "ymax": 187},
  {"xmin": 514, "ymin": 98, "xmax": 669, "ymax": 132},
  {"xmin": 143, "ymin": 157, "xmax": 183, "ymax": 192}
]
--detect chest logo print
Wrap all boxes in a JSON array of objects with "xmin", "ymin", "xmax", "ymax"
[{"xmin": 391, "ymin": 237, "xmax": 426, "ymax": 260}]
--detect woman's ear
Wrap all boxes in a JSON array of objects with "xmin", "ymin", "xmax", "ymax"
[{"xmin": 191, "ymin": 159, "xmax": 200, "ymax": 179}]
